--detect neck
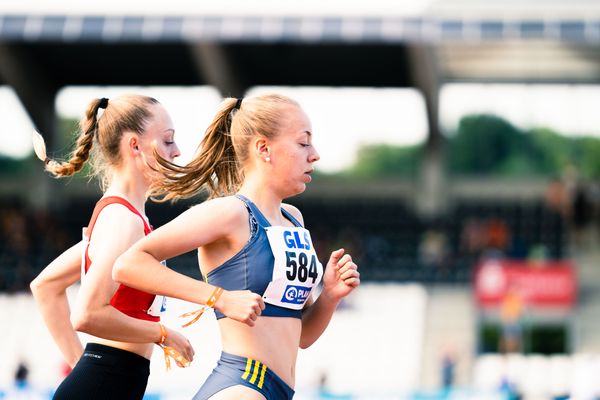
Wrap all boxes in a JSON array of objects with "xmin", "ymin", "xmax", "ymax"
[
  {"xmin": 238, "ymin": 176, "xmax": 284, "ymax": 223},
  {"xmin": 103, "ymin": 169, "xmax": 149, "ymax": 214}
]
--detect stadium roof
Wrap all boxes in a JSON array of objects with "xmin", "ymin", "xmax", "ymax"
[
  {"xmin": 1, "ymin": 0, "xmax": 600, "ymax": 151},
  {"xmin": 1, "ymin": 0, "xmax": 600, "ymax": 44}
]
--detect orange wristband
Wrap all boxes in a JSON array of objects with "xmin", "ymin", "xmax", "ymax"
[
  {"xmin": 156, "ymin": 323, "xmax": 167, "ymax": 345},
  {"xmin": 180, "ymin": 286, "xmax": 224, "ymax": 328},
  {"xmin": 155, "ymin": 323, "xmax": 190, "ymax": 371},
  {"xmin": 206, "ymin": 287, "xmax": 224, "ymax": 308}
]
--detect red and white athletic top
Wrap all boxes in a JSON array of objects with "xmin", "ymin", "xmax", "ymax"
[{"xmin": 82, "ymin": 196, "xmax": 160, "ymax": 322}]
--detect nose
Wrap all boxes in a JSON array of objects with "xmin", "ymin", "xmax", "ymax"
[
  {"xmin": 309, "ymin": 146, "xmax": 320, "ymax": 163},
  {"xmin": 172, "ymin": 142, "xmax": 181, "ymax": 159}
]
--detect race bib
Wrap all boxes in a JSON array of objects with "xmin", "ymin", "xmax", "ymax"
[
  {"xmin": 263, "ymin": 226, "xmax": 323, "ymax": 310},
  {"xmin": 147, "ymin": 260, "xmax": 169, "ymax": 316},
  {"xmin": 147, "ymin": 294, "xmax": 167, "ymax": 317}
]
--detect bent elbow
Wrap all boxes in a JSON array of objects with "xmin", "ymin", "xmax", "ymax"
[
  {"xmin": 29, "ymin": 277, "xmax": 41, "ymax": 296},
  {"xmin": 70, "ymin": 309, "xmax": 91, "ymax": 333},
  {"xmin": 30, "ymin": 276, "xmax": 48, "ymax": 299},
  {"xmin": 112, "ymin": 254, "xmax": 129, "ymax": 284},
  {"xmin": 299, "ymin": 338, "xmax": 313, "ymax": 350}
]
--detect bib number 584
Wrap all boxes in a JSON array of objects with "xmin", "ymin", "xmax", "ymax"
[{"xmin": 285, "ymin": 251, "xmax": 319, "ymax": 283}]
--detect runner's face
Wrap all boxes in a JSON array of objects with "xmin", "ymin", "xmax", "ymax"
[
  {"xmin": 141, "ymin": 104, "xmax": 180, "ymax": 164},
  {"xmin": 268, "ymin": 106, "xmax": 320, "ymax": 195}
]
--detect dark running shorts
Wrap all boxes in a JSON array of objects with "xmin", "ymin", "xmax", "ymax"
[{"xmin": 53, "ymin": 343, "xmax": 150, "ymax": 400}]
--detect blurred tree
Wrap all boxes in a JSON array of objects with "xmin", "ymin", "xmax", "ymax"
[
  {"xmin": 343, "ymin": 143, "xmax": 421, "ymax": 178},
  {"xmin": 335, "ymin": 113, "xmax": 600, "ymax": 180},
  {"xmin": 448, "ymin": 114, "xmax": 526, "ymax": 175},
  {"xmin": 577, "ymin": 137, "xmax": 600, "ymax": 179},
  {"xmin": 0, "ymin": 155, "xmax": 35, "ymax": 175}
]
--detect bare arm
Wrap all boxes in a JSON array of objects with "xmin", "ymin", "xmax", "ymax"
[
  {"xmin": 30, "ymin": 241, "xmax": 84, "ymax": 368},
  {"xmin": 71, "ymin": 205, "xmax": 186, "ymax": 348},
  {"xmin": 280, "ymin": 205, "xmax": 361, "ymax": 349},
  {"xmin": 300, "ymin": 249, "xmax": 360, "ymax": 348},
  {"xmin": 113, "ymin": 197, "xmax": 264, "ymax": 326}
]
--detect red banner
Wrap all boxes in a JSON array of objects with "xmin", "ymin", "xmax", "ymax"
[{"xmin": 474, "ymin": 260, "xmax": 577, "ymax": 308}]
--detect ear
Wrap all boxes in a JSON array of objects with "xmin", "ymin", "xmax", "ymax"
[
  {"xmin": 253, "ymin": 136, "xmax": 270, "ymax": 161},
  {"xmin": 126, "ymin": 134, "xmax": 141, "ymax": 156}
]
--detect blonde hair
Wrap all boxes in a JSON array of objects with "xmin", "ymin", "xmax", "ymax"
[
  {"xmin": 32, "ymin": 95, "xmax": 159, "ymax": 190},
  {"xmin": 151, "ymin": 93, "xmax": 299, "ymax": 201}
]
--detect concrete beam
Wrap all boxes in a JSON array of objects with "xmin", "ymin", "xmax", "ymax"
[
  {"xmin": 0, "ymin": 44, "xmax": 58, "ymax": 146},
  {"xmin": 188, "ymin": 43, "xmax": 246, "ymax": 98},
  {"xmin": 0, "ymin": 43, "xmax": 60, "ymax": 209},
  {"xmin": 407, "ymin": 44, "xmax": 446, "ymax": 217}
]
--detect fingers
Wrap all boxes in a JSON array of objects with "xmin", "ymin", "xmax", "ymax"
[
  {"xmin": 336, "ymin": 254, "xmax": 352, "ymax": 269},
  {"xmin": 344, "ymin": 277, "xmax": 361, "ymax": 287},
  {"xmin": 329, "ymin": 248, "xmax": 345, "ymax": 264},
  {"xmin": 338, "ymin": 256, "xmax": 357, "ymax": 274},
  {"xmin": 185, "ymin": 339, "xmax": 194, "ymax": 361},
  {"xmin": 171, "ymin": 333, "xmax": 194, "ymax": 364},
  {"xmin": 339, "ymin": 264, "xmax": 358, "ymax": 280},
  {"xmin": 335, "ymin": 256, "xmax": 360, "ymax": 288}
]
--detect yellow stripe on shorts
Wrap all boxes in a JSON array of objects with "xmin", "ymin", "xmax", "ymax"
[
  {"xmin": 257, "ymin": 364, "xmax": 267, "ymax": 389},
  {"xmin": 249, "ymin": 360, "xmax": 261, "ymax": 384},
  {"xmin": 241, "ymin": 358, "xmax": 253, "ymax": 380}
]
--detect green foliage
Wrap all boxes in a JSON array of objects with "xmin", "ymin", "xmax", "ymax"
[
  {"xmin": 334, "ymin": 113, "xmax": 600, "ymax": 179},
  {"xmin": 448, "ymin": 114, "xmax": 524, "ymax": 175},
  {"xmin": 0, "ymin": 154, "xmax": 36, "ymax": 175},
  {"xmin": 342, "ymin": 143, "xmax": 421, "ymax": 178}
]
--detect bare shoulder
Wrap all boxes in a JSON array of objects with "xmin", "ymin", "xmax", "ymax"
[
  {"xmin": 187, "ymin": 195, "xmax": 249, "ymax": 225},
  {"xmin": 88, "ymin": 203, "xmax": 146, "ymax": 256},
  {"xmin": 93, "ymin": 203, "xmax": 145, "ymax": 237},
  {"xmin": 282, "ymin": 203, "xmax": 304, "ymax": 226}
]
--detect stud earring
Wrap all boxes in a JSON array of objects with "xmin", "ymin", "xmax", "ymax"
[{"xmin": 265, "ymin": 157, "xmax": 271, "ymax": 162}]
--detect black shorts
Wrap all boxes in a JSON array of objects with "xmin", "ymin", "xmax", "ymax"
[{"xmin": 53, "ymin": 343, "xmax": 150, "ymax": 400}]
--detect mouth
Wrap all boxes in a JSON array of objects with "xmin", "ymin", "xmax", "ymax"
[{"xmin": 303, "ymin": 169, "xmax": 313, "ymax": 182}]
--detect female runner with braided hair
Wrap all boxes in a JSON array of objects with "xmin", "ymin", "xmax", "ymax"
[
  {"xmin": 30, "ymin": 95, "xmax": 195, "ymax": 399},
  {"xmin": 114, "ymin": 93, "xmax": 360, "ymax": 399}
]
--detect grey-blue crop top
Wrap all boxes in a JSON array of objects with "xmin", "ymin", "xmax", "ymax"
[{"xmin": 207, "ymin": 195, "xmax": 311, "ymax": 319}]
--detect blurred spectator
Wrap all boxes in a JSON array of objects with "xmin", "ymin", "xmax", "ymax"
[
  {"xmin": 0, "ymin": 197, "xmax": 567, "ymax": 290},
  {"xmin": 460, "ymin": 218, "xmax": 488, "ymax": 259},
  {"xmin": 571, "ymin": 184, "xmax": 592, "ymax": 247},
  {"xmin": 499, "ymin": 376, "xmax": 521, "ymax": 400},
  {"xmin": 527, "ymin": 244, "xmax": 549, "ymax": 262},
  {"xmin": 486, "ymin": 219, "xmax": 509, "ymax": 252},
  {"xmin": 316, "ymin": 372, "xmax": 352, "ymax": 399},
  {"xmin": 544, "ymin": 179, "xmax": 569, "ymax": 218},
  {"xmin": 440, "ymin": 350, "xmax": 456, "ymax": 392},
  {"xmin": 499, "ymin": 285, "xmax": 524, "ymax": 353},
  {"xmin": 3, "ymin": 361, "xmax": 43, "ymax": 400},
  {"xmin": 419, "ymin": 229, "xmax": 449, "ymax": 268}
]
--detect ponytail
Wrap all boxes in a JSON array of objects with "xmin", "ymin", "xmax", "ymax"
[
  {"xmin": 152, "ymin": 93, "xmax": 298, "ymax": 202},
  {"xmin": 152, "ymin": 98, "xmax": 241, "ymax": 201},
  {"xmin": 33, "ymin": 98, "xmax": 105, "ymax": 178}
]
